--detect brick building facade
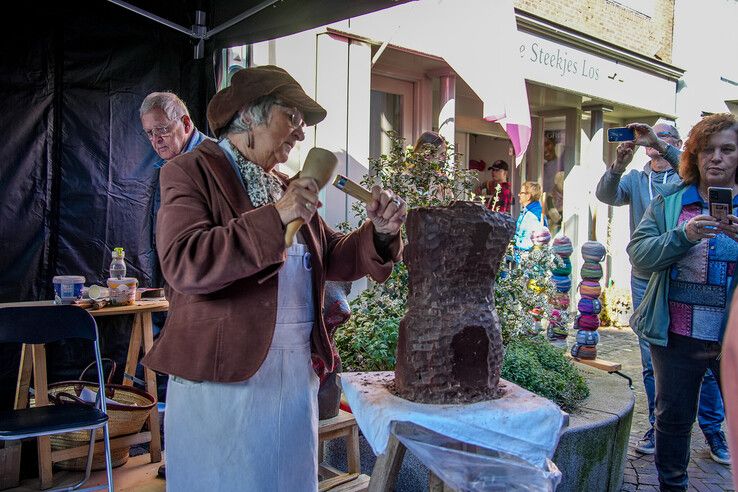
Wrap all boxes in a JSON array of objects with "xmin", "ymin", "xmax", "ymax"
[{"xmin": 515, "ymin": 0, "xmax": 675, "ymax": 63}]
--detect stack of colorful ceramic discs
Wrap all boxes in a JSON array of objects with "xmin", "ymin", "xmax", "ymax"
[
  {"xmin": 571, "ymin": 241, "xmax": 606, "ymax": 359},
  {"xmin": 548, "ymin": 236, "xmax": 573, "ymax": 340}
]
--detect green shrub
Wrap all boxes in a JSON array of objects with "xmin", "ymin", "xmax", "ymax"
[
  {"xmin": 501, "ymin": 337, "xmax": 589, "ymax": 412},
  {"xmin": 496, "ymin": 246, "xmax": 572, "ymax": 344},
  {"xmin": 334, "ymin": 263, "xmax": 407, "ymax": 372}
]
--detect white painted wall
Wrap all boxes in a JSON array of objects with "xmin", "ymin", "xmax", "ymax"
[{"xmin": 316, "ymin": 34, "xmax": 373, "ymax": 230}]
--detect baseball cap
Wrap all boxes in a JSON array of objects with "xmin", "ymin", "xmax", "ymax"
[{"xmin": 488, "ymin": 160, "xmax": 509, "ymax": 172}]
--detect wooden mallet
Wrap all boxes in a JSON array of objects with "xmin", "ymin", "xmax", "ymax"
[{"xmin": 284, "ymin": 147, "xmax": 338, "ymax": 247}]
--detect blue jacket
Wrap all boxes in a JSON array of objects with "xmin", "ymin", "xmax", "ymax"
[{"xmin": 514, "ymin": 200, "xmax": 545, "ymax": 252}]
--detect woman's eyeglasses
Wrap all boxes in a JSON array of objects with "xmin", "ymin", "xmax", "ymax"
[{"xmin": 276, "ymin": 104, "xmax": 305, "ymax": 130}]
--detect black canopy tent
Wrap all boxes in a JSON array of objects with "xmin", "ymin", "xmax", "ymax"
[
  {"xmin": 0, "ymin": 0, "xmax": 409, "ymax": 409},
  {"xmin": 0, "ymin": 0, "xmax": 410, "ymax": 303}
]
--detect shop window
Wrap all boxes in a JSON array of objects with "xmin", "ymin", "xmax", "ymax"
[
  {"xmin": 370, "ymin": 91, "xmax": 403, "ymax": 160},
  {"xmin": 370, "ymin": 75, "xmax": 415, "ymax": 160},
  {"xmin": 542, "ymin": 126, "xmax": 566, "ymax": 236}
]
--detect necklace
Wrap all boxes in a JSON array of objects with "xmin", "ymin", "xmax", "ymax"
[{"xmin": 227, "ymin": 140, "xmax": 283, "ymax": 207}]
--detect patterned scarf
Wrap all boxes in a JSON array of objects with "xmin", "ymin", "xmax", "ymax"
[{"xmin": 227, "ymin": 140, "xmax": 283, "ymax": 207}]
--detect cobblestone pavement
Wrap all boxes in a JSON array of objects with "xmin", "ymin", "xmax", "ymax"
[{"xmin": 596, "ymin": 327, "xmax": 734, "ymax": 492}]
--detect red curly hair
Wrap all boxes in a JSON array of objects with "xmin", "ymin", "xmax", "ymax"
[{"xmin": 679, "ymin": 113, "xmax": 738, "ymax": 185}]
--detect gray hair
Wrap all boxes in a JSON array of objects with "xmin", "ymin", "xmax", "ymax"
[
  {"xmin": 654, "ymin": 122, "xmax": 680, "ymax": 139},
  {"xmin": 140, "ymin": 92, "xmax": 190, "ymax": 120},
  {"xmin": 222, "ymin": 95, "xmax": 283, "ymax": 136}
]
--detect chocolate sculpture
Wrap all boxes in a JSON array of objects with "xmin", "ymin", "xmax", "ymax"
[{"xmin": 394, "ymin": 202, "xmax": 516, "ymax": 403}]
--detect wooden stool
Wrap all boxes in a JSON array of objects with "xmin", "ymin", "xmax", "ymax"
[
  {"xmin": 318, "ymin": 410, "xmax": 370, "ymax": 491},
  {"xmin": 367, "ymin": 423, "xmax": 451, "ymax": 492}
]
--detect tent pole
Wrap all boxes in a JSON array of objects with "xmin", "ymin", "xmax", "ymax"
[
  {"xmin": 106, "ymin": 0, "xmax": 195, "ymax": 38},
  {"xmin": 205, "ymin": 0, "xmax": 280, "ymax": 39},
  {"xmin": 193, "ymin": 10, "xmax": 206, "ymax": 59}
]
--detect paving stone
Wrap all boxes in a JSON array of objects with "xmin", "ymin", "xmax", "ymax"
[
  {"xmin": 688, "ymin": 468, "xmax": 708, "ymax": 479},
  {"xmin": 638, "ymin": 474, "xmax": 660, "ymax": 486},
  {"xmin": 705, "ymin": 482, "xmax": 732, "ymax": 492},
  {"xmin": 700, "ymin": 460, "xmax": 731, "ymax": 476},
  {"xmin": 633, "ymin": 459, "xmax": 655, "ymax": 470},
  {"xmin": 638, "ymin": 485, "xmax": 659, "ymax": 491},
  {"xmin": 690, "ymin": 477, "xmax": 714, "ymax": 492}
]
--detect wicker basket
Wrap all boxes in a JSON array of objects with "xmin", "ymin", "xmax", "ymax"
[{"xmin": 46, "ymin": 381, "xmax": 156, "ymax": 470}]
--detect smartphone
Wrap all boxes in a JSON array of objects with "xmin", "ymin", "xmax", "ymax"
[
  {"xmin": 708, "ymin": 186, "xmax": 733, "ymax": 222},
  {"xmin": 607, "ymin": 127, "xmax": 635, "ymax": 142}
]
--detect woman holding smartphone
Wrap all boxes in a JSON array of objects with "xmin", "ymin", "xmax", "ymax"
[{"xmin": 627, "ymin": 113, "xmax": 738, "ymax": 491}]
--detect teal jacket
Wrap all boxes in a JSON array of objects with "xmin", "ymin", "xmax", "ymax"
[{"xmin": 626, "ymin": 186, "xmax": 703, "ymax": 346}]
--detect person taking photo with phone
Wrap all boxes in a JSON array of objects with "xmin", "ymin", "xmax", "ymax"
[
  {"xmin": 595, "ymin": 122, "xmax": 729, "ymax": 464},
  {"xmin": 627, "ymin": 113, "xmax": 738, "ymax": 491}
]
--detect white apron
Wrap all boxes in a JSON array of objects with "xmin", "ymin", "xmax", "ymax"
[{"xmin": 164, "ymin": 242, "xmax": 319, "ymax": 492}]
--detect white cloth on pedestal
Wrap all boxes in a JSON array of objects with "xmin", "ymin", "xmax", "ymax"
[{"xmin": 339, "ymin": 371, "xmax": 567, "ymax": 468}]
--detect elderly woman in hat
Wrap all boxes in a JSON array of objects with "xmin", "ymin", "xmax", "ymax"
[{"xmin": 142, "ymin": 65, "xmax": 406, "ymax": 491}]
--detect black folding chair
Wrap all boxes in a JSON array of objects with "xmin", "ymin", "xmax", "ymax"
[{"xmin": 0, "ymin": 305, "xmax": 114, "ymax": 491}]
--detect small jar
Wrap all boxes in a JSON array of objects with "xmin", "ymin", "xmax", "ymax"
[{"xmin": 107, "ymin": 277, "xmax": 138, "ymax": 306}]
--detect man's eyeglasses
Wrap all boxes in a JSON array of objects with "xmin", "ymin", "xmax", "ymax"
[
  {"xmin": 656, "ymin": 131, "xmax": 677, "ymax": 139},
  {"xmin": 275, "ymin": 104, "xmax": 305, "ymax": 130},
  {"xmin": 143, "ymin": 118, "xmax": 181, "ymax": 140}
]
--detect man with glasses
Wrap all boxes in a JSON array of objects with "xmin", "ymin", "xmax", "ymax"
[
  {"xmin": 596, "ymin": 122, "xmax": 729, "ymax": 464},
  {"xmin": 140, "ymin": 92, "xmax": 208, "ymax": 288}
]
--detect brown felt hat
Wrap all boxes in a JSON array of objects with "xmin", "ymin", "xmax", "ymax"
[{"xmin": 207, "ymin": 65, "xmax": 327, "ymax": 137}]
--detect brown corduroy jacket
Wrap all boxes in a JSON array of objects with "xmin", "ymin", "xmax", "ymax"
[{"xmin": 141, "ymin": 140, "xmax": 402, "ymax": 382}]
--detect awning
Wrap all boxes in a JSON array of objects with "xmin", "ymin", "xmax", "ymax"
[{"xmin": 346, "ymin": 0, "xmax": 532, "ymax": 161}]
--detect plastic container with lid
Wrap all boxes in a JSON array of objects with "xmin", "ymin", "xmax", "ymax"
[
  {"xmin": 107, "ymin": 277, "xmax": 138, "ymax": 306},
  {"xmin": 53, "ymin": 276, "xmax": 86, "ymax": 304}
]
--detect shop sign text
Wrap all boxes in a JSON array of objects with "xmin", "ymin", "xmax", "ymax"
[{"xmin": 520, "ymin": 42, "xmax": 600, "ymax": 81}]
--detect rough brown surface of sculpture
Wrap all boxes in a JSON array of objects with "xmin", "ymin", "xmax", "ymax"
[{"xmin": 394, "ymin": 202, "xmax": 516, "ymax": 403}]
